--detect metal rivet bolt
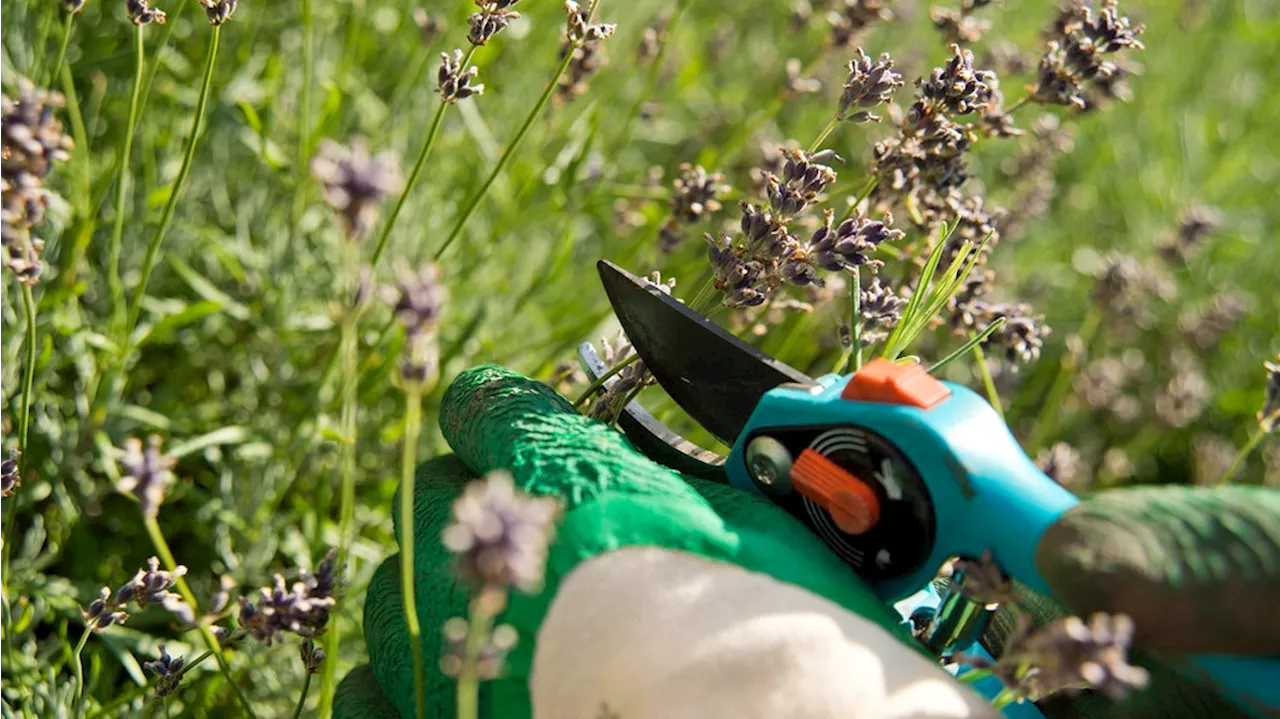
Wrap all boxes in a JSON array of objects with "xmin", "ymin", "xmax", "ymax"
[{"xmin": 745, "ymin": 435, "xmax": 793, "ymax": 495}]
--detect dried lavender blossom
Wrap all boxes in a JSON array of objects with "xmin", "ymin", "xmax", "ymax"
[
  {"xmin": 391, "ymin": 262, "xmax": 446, "ymax": 336},
  {"xmin": 670, "ymin": 164, "xmax": 728, "ymax": 223},
  {"xmin": 806, "ymin": 209, "xmax": 903, "ymax": 272},
  {"xmin": 772, "ymin": 148, "xmax": 840, "ymax": 216},
  {"xmin": 310, "ymin": 136, "xmax": 404, "ymax": 242},
  {"xmin": 438, "ymin": 49, "xmax": 485, "ymax": 103},
  {"xmin": 964, "ymin": 612, "xmax": 1150, "ymax": 702},
  {"xmin": 85, "ymin": 557, "xmax": 194, "ymax": 629},
  {"xmin": 1, "ymin": 449, "xmax": 19, "ymax": 497},
  {"xmin": 1159, "ymin": 204, "xmax": 1221, "ymax": 263},
  {"xmin": 556, "ymin": 2, "xmax": 617, "ymax": 104},
  {"xmin": 564, "ymin": 0, "xmax": 616, "ymax": 43},
  {"xmin": 838, "ymin": 48, "xmax": 904, "ymax": 122},
  {"xmin": 859, "ymin": 277, "xmax": 905, "ymax": 346},
  {"xmin": 300, "ymin": 638, "xmax": 326, "ymax": 674},
  {"xmin": 636, "ymin": 11, "xmax": 670, "ymax": 64},
  {"xmin": 1090, "ymin": 252, "xmax": 1175, "ymax": 328},
  {"xmin": 117, "ymin": 435, "xmax": 176, "ymax": 519},
  {"xmin": 785, "ymin": 58, "xmax": 822, "ymax": 96},
  {"xmin": 468, "ymin": 4, "xmax": 521, "ymax": 46},
  {"xmin": 144, "ymin": 645, "xmax": 186, "ymax": 696},
  {"xmin": 585, "ymin": 331, "xmax": 659, "ymax": 420},
  {"xmin": 442, "ymin": 470, "xmax": 560, "ymax": 594},
  {"xmin": 983, "ymin": 303, "xmax": 1050, "ymax": 365},
  {"xmin": 126, "ymin": 0, "xmax": 166, "ymax": 24},
  {"xmin": 198, "ymin": 0, "xmax": 237, "ymax": 24},
  {"xmin": 390, "ymin": 262, "xmax": 447, "ymax": 387},
  {"xmin": 827, "ymin": 0, "xmax": 894, "ymax": 49},
  {"xmin": 920, "ymin": 44, "xmax": 998, "ymax": 116},
  {"xmin": 704, "ymin": 149, "xmax": 850, "ymax": 308},
  {"xmin": 1032, "ymin": 0, "xmax": 1146, "ymax": 111},
  {"xmin": 440, "ymin": 616, "xmax": 519, "ymax": 679},
  {"xmin": 941, "ymin": 550, "xmax": 1016, "ymax": 606},
  {"xmin": 1153, "ymin": 351, "xmax": 1208, "ymax": 428},
  {"xmin": 238, "ymin": 549, "xmax": 338, "ymax": 645},
  {"xmin": 2, "ymin": 77, "xmax": 74, "ymax": 286},
  {"xmin": 659, "ymin": 164, "xmax": 729, "ymax": 253},
  {"xmin": 414, "ymin": 9, "xmax": 444, "ymax": 45},
  {"xmin": 1037, "ymin": 442, "xmax": 1086, "ymax": 489},
  {"xmin": 1177, "ymin": 289, "xmax": 1249, "ymax": 347},
  {"xmin": 931, "ymin": 1, "xmax": 993, "ymax": 45}
]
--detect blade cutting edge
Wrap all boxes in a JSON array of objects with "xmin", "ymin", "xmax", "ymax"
[{"xmin": 597, "ymin": 260, "xmax": 813, "ymax": 445}]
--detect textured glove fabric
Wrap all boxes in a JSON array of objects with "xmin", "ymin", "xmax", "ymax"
[
  {"xmin": 1036, "ymin": 485, "xmax": 1280, "ymax": 655},
  {"xmin": 530, "ymin": 545, "xmax": 998, "ymax": 719},
  {"xmin": 340, "ymin": 366, "xmax": 948, "ymax": 718}
]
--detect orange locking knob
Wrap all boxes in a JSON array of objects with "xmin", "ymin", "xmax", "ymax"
[
  {"xmin": 790, "ymin": 449, "xmax": 881, "ymax": 535},
  {"xmin": 841, "ymin": 357, "xmax": 951, "ymax": 409}
]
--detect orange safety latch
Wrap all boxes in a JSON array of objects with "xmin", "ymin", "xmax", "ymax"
[{"xmin": 841, "ymin": 358, "xmax": 951, "ymax": 409}]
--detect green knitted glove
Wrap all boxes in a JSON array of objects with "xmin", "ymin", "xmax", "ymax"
[
  {"xmin": 334, "ymin": 365, "xmax": 997, "ymax": 719},
  {"xmin": 335, "ymin": 365, "xmax": 1279, "ymax": 719}
]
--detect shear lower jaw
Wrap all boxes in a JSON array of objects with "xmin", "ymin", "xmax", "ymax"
[{"xmin": 576, "ymin": 341, "xmax": 726, "ymax": 481}]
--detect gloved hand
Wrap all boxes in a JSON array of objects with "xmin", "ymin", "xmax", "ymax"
[{"xmin": 333, "ymin": 365, "xmax": 1278, "ymax": 719}]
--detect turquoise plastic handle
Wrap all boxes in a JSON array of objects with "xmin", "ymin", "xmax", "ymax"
[{"xmin": 726, "ymin": 372, "xmax": 1280, "ymax": 716}]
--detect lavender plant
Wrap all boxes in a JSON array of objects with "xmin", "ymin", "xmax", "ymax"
[{"xmin": 2, "ymin": 0, "xmax": 1276, "ymax": 714}]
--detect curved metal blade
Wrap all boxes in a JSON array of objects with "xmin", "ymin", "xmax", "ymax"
[
  {"xmin": 597, "ymin": 260, "xmax": 813, "ymax": 446},
  {"xmin": 577, "ymin": 341, "xmax": 727, "ymax": 481}
]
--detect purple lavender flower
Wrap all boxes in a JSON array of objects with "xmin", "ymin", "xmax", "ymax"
[
  {"xmin": 117, "ymin": 435, "xmax": 176, "ymax": 519},
  {"xmin": 238, "ymin": 549, "xmax": 338, "ymax": 645},
  {"xmin": 310, "ymin": 136, "xmax": 405, "ymax": 242},
  {"xmin": 144, "ymin": 645, "xmax": 186, "ymax": 696},
  {"xmin": 838, "ymin": 48, "xmax": 904, "ymax": 122},
  {"xmin": 1, "ymin": 449, "xmax": 19, "ymax": 497},
  {"xmin": 442, "ymin": 470, "xmax": 561, "ymax": 594}
]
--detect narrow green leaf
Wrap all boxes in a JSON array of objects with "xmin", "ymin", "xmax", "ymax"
[
  {"xmin": 928, "ymin": 316, "xmax": 1006, "ymax": 374},
  {"xmin": 116, "ymin": 405, "xmax": 173, "ymax": 430},
  {"xmin": 881, "ymin": 223, "xmax": 951, "ymax": 359},
  {"xmin": 137, "ymin": 300, "xmax": 223, "ymax": 346},
  {"xmin": 168, "ymin": 255, "xmax": 250, "ymax": 320},
  {"xmin": 167, "ymin": 426, "xmax": 251, "ymax": 459}
]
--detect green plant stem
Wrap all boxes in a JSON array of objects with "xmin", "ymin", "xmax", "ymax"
[
  {"xmin": 400, "ymin": 385, "xmax": 427, "ymax": 719},
  {"xmin": 322, "ymin": 246, "xmax": 363, "ymax": 717},
  {"xmin": 1218, "ymin": 430, "xmax": 1266, "ymax": 486},
  {"xmin": 456, "ymin": 592, "xmax": 501, "ymax": 719},
  {"xmin": 807, "ymin": 115, "xmax": 839, "ymax": 153},
  {"xmin": 972, "ymin": 341, "xmax": 1004, "ymax": 420},
  {"xmin": 573, "ymin": 353, "xmax": 640, "ymax": 408},
  {"xmin": 18, "ymin": 285, "xmax": 37, "ymax": 460},
  {"xmin": 71, "ymin": 620, "xmax": 95, "ymax": 719},
  {"xmin": 928, "ymin": 317, "xmax": 1006, "ymax": 375},
  {"xmin": 299, "ymin": 0, "xmax": 314, "ymax": 170},
  {"xmin": 122, "ymin": 25, "xmax": 221, "ymax": 346},
  {"xmin": 958, "ymin": 667, "xmax": 993, "ymax": 684},
  {"xmin": 290, "ymin": 670, "xmax": 313, "ymax": 719},
  {"xmin": 833, "ymin": 267, "xmax": 861, "ymax": 375},
  {"xmin": 142, "ymin": 517, "xmax": 257, "ymax": 719},
  {"xmin": 432, "ymin": 5, "xmax": 600, "ymax": 262},
  {"xmin": 0, "ymin": 281, "xmax": 39, "ymax": 670},
  {"xmin": 1027, "ymin": 306, "xmax": 1101, "ymax": 451},
  {"xmin": 614, "ymin": 2, "xmax": 685, "ymax": 148},
  {"xmin": 839, "ymin": 177, "xmax": 879, "ymax": 222},
  {"xmin": 107, "ymin": 25, "xmax": 147, "ymax": 335},
  {"xmin": 48, "ymin": 12, "xmax": 74, "ymax": 89},
  {"xmin": 371, "ymin": 50, "xmax": 468, "ymax": 268},
  {"xmin": 1003, "ymin": 95, "xmax": 1032, "ymax": 116}
]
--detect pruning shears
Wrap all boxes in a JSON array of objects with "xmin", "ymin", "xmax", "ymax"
[{"xmin": 582, "ymin": 260, "xmax": 1280, "ymax": 717}]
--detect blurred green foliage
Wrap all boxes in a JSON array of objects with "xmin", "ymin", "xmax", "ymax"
[{"xmin": 2, "ymin": 0, "xmax": 1277, "ymax": 714}]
